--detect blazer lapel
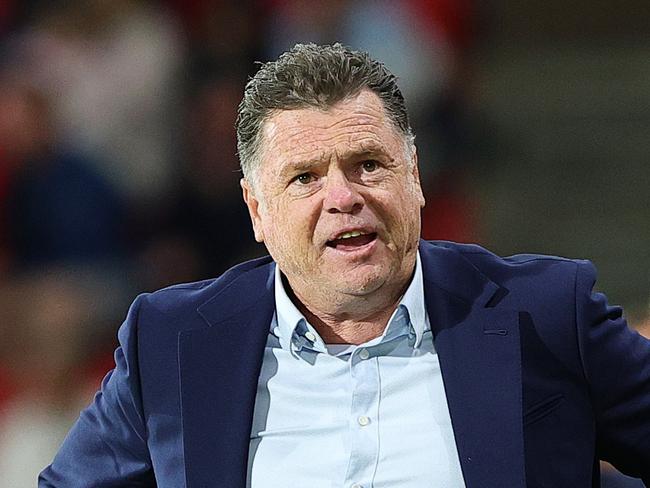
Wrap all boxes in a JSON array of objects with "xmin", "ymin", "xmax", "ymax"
[
  {"xmin": 420, "ymin": 242, "xmax": 526, "ymax": 488},
  {"xmin": 179, "ymin": 263, "xmax": 275, "ymax": 488}
]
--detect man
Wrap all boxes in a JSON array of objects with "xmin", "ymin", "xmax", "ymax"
[{"xmin": 40, "ymin": 44, "xmax": 650, "ymax": 487}]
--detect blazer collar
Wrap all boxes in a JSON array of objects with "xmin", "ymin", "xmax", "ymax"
[
  {"xmin": 196, "ymin": 258, "xmax": 275, "ymax": 327},
  {"xmin": 419, "ymin": 240, "xmax": 503, "ymax": 322}
]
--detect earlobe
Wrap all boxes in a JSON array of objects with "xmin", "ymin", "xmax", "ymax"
[{"xmin": 241, "ymin": 178, "xmax": 265, "ymax": 242}]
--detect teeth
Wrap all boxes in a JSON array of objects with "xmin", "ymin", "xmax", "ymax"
[{"xmin": 339, "ymin": 231, "xmax": 363, "ymax": 239}]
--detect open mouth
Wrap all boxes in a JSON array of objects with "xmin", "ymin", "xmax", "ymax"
[{"xmin": 326, "ymin": 231, "xmax": 377, "ymax": 251}]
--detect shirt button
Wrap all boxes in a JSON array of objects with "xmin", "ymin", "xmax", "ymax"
[
  {"xmin": 305, "ymin": 331, "xmax": 316, "ymax": 342},
  {"xmin": 357, "ymin": 415, "xmax": 370, "ymax": 426},
  {"xmin": 358, "ymin": 348, "xmax": 370, "ymax": 360}
]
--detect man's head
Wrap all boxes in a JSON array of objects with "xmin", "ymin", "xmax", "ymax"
[
  {"xmin": 236, "ymin": 43, "xmax": 415, "ymax": 189},
  {"xmin": 237, "ymin": 43, "xmax": 424, "ymax": 313}
]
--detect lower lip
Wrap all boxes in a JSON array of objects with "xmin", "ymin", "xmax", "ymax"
[{"xmin": 325, "ymin": 235, "xmax": 379, "ymax": 257}]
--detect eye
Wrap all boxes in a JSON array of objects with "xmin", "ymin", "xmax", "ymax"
[
  {"xmin": 295, "ymin": 173, "xmax": 314, "ymax": 185},
  {"xmin": 362, "ymin": 160, "xmax": 378, "ymax": 172}
]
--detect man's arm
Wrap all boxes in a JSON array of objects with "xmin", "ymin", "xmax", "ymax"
[
  {"xmin": 575, "ymin": 260, "xmax": 650, "ymax": 483},
  {"xmin": 39, "ymin": 294, "xmax": 155, "ymax": 487}
]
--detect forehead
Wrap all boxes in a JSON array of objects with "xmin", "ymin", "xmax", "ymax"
[{"xmin": 259, "ymin": 90, "xmax": 404, "ymax": 165}]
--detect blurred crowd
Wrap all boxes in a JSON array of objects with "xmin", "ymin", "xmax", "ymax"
[{"xmin": 0, "ymin": 1, "xmax": 646, "ymax": 486}]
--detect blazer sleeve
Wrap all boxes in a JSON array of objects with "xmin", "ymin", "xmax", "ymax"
[
  {"xmin": 39, "ymin": 294, "xmax": 155, "ymax": 487},
  {"xmin": 575, "ymin": 260, "xmax": 650, "ymax": 483}
]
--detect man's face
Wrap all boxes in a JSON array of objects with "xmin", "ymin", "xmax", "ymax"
[{"xmin": 242, "ymin": 90, "xmax": 425, "ymax": 305}]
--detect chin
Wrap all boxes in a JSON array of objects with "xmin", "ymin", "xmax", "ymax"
[{"xmin": 332, "ymin": 267, "xmax": 391, "ymax": 296}]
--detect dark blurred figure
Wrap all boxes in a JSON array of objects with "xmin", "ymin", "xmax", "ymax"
[
  {"xmin": 146, "ymin": 74, "xmax": 264, "ymax": 284},
  {"xmin": 0, "ymin": 79, "xmax": 126, "ymax": 270},
  {"xmin": 124, "ymin": 1, "xmax": 265, "ymax": 289},
  {"xmin": 177, "ymin": 75, "xmax": 264, "ymax": 272},
  {"xmin": 5, "ymin": 0, "xmax": 184, "ymax": 208}
]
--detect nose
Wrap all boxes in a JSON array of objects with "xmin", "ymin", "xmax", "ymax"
[{"xmin": 323, "ymin": 171, "xmax": 364, "ymax": 214}]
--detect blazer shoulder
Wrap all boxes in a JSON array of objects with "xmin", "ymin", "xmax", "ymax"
[
  {"xmin": 423, "ymin": 240, "xmax": 593, "ymax": 319},
  {"xmin": 426, "ymin": 239, "xmax": 585, "ymax": 278}
]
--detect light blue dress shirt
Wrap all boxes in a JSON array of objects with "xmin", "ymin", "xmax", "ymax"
[{"xmin": 247, "ymin": 253, "xmax": 466, "ymax": 488}]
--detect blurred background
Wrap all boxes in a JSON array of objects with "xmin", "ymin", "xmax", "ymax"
[{"xmin": 0, "ymin": 0, "xmax": 648, "ymax": 485}]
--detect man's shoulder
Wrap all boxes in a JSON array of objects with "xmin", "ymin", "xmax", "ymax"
[
  {"xmin": 424, "ymin": 239, "xmax": 586, "ymax": 274},
  {"xmin": 422, "ymin": 241, "xmax": 597, "ymax": 355},
  {"xmin": 421, "ymin": 240, "xmax": 592, "ymax": 307},
  {"xmin": 136, "ymin": 254, "xmax": 275, "ymax": 323}
]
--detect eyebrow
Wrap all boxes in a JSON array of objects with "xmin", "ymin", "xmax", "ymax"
[
  {"xmin": 277, "ymin": 142, "xmax": 390, "ymax": 178},
  {"xmin": 277, "ymin": 159, "xmax": 323, "ymax": 180},
  {"xmin": 342, "ymin": 141, "xmax": 388, "ymax": 160}
]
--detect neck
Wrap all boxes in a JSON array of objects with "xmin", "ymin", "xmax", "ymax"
[
  {"xmin": 284, "ymin": 270, "xmax": 413, "ymax": 345},
  {"xmin": 297, "ymin": 300, "xmax": 400, "ymax": 345}
]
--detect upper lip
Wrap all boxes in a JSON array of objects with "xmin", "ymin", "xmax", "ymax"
[{"xmin": 326, "ymin": 226, "xmax": 377, "ymax": 243}]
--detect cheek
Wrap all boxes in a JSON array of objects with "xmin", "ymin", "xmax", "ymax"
[
  {"xmin": 262, "ymin": 204, "xmax": 318, "ymax": 254},
  {"xmin": 377, "ymin": 191, "xmax": 421, "ymax": 239}
]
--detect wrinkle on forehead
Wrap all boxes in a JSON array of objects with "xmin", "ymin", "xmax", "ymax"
[
  {"xmin": 264, "ymin": 112, "xmax": 386, "ymax": 149},
  {"xmin": 260, "ymin": 91, "xmax": 403, "ymax": 172}
]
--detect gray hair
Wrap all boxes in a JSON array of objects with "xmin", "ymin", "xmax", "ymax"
[{"xmin": 236, "ymin": 43, "xmax": 415, "ymax": 187}]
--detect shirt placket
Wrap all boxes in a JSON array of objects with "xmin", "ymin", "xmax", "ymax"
[{"xmin": 343, "ymin": 346, "xmax": 381, "ymax": 488}]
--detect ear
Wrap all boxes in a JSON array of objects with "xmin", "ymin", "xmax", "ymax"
[
  {"xmin": 241, "ymin": 178, "xmax": 265, "ymax": 242},
  {"xmin": 410, "ymin": 150, "xmax": 426, "ymax": 208}
]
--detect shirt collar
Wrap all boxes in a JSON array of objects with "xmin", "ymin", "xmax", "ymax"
[
  {"xmin": 273, "ymin": 268, "xmax": 328, "ymax": 355},
  {"xmin": 273, "ymin": 251, "xmax": 428, "ymax": 355}
]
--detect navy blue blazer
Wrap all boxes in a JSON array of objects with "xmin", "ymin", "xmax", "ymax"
[{"xmin": 40, "ymin": 241, "xmax": 650, "ymax": 487}]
